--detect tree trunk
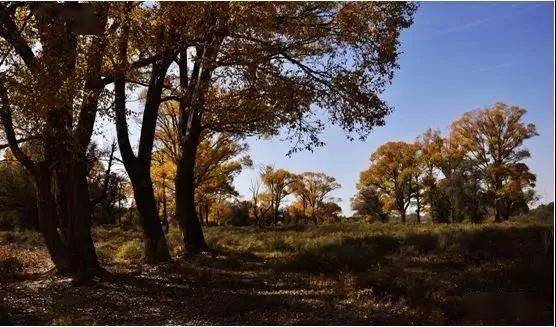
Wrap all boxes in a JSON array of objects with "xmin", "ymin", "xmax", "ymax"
[
  {"xmin": 494, "ymin": 206, "xmax": 502, "ymax": 223},
  {"xmin": 113, "ymin": 49, "xmax": 173, "ymax": 263},
  {"xmin": 416, "ymin": 193, "xmax": 421, "ymax": 223},
  {"xmin": 129, "ymin": 169, "xmax": 171, "ymax": 263},
  {"xmin": 204, "ymin": 203, "xmax": 210, "ymax": 226},
  {"xmin": 64, "ymin": 160, "xmax": 101, "ymax": 281},
  {"xmin": 273, "ymin": 201, "xmax": 279, "ymax": 226},
  {"xmin": 35, "ymin": 164, "xmax": 72, "ymax": 274},
  {"xmin": 312, "ymin": 211, "xmax": 317, "ymax": 225},
  {"xmin": 161, "ymin": 191, "xmax": 169, "ymax": 234},
  {"xmin": 173, "ymin": 38, "xmax": 226, "ymax": 253},
  {"xmin": 175, "ymin": 130, "xmax": 208, "ymax": 254},
  {"xmin": 119, "ymin": 170, "xmax": 171, "ymax": 263},
  {"xmin": 48, "ymin": 107, "xmax": 100, "ymax": 280}
]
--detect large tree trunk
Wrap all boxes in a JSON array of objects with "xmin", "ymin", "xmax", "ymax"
[
  {"xmin": 173, "ymin": 30, "xmax": 227, "ymax": 253},
  {"xmin": 64, "ymin": 160, "xmax": 101, "ymax": 280},
  {"xmin": 175, "ymin": 130, "xmax": 208, "ymax": 254},
  {"xmin": 35, "ymin": 164, "xmax": 72, "ymax": 274},
  {"xmin": 129, "ymin": 168, "xmax": 171, "ymax": 263},
  {"xmin": 161, "ymin": 190, "xmax": 169, "ymax": 234}
]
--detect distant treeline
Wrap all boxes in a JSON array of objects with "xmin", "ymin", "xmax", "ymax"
[{"xmin": 352, "ymin": 102, "xmax": 544, "ymax": 223}]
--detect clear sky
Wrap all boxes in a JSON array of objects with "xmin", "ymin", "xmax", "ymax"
[{"xmin": 231, "ymin": 1, "xmax": 555, "ymax": 215}]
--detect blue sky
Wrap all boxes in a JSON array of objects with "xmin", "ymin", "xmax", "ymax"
[{"xmin": 232, "ymin": 1, "xmax": 555, "ymax": 215}]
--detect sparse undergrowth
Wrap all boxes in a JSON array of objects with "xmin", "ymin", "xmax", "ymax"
[{"xmin": 0, "ymin": 221, "xmax": 553, "ymax": 325}]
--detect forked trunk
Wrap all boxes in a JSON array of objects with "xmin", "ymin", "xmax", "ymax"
[
  {"xmin": 113, "ymin": 51, "xmax": 173, "ymax": 263},
  {"xmin": 35, "ymin": 160, "xmax": 100, "ymax": 279}
]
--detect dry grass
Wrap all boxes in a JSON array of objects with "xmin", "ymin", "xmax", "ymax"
[{"xmin": 0, "ymin": 221, "xmax": 553, "ymax": 325}]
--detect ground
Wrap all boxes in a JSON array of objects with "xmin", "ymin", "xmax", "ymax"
[{"xmin": 0, "ymin": 222, "xmax": 553, "ymax": 325}]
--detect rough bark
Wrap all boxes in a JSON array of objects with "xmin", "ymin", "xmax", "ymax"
[
  {"xmin": 35, "ymin": 164, "xmax": 72, "ymax": 274},
  {"xmin": 65, "ymin": 160, "xmax": 102, "ymax": 280}
]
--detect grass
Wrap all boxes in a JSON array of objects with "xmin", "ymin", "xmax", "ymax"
[
  {"xmin": 201, "ymin": 221, "xmax": 553, "ymax": 323},
  {"xmin": 0, "ymin": 220, "xmax": 553, "ymax": 324}
]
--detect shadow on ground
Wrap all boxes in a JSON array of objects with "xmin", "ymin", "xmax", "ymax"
[{"xmin": 1, "ymin": 224, "xmax": 553, "ymax": 325}]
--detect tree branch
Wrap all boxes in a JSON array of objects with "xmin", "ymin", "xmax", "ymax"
[
  {"xmin": 0, "ymin": 135, "xmax": 37, "ymax": 150},
  {"xmin": 0, "ymin": 76, "xmax": 37, "ymax": 174},
  {"xmin": 0, "ymin": 4, "xmax": 39, "ymax": 74}
]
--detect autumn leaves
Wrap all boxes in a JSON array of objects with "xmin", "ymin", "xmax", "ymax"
[{"xmin": 353, "ymin": 103, "xmax": 538, "ymax": 223}]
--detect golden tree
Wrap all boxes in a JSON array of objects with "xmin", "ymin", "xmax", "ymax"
[
  {"xmin": 451, "ymin": 103, "xmax": 538, "ymax": 222},
  {"xmin": 148, "ymin": 2, "xmax": 417, "ymax": 251},
  {"xmin": 0, "ymin": 2, "xmax": 120, "ymax": 278},
  {"xmin": 290, "ymin": 172, "xmax": 341, "ymax": 224},
  {"xmin": 359, "ymin": 141, "xmax": 420, "ymax": 223},
  {"xmin": 260, "ymin": 166, "xmax": 296, "ymax": 226},
  {"xmin": 153, "ymin": 102, "xmax": 251, "ymax": 227}
]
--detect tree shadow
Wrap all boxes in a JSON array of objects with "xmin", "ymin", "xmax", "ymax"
[{"xmin": 1, "ymin": 225, "xmax": 553, "ymax": 325}]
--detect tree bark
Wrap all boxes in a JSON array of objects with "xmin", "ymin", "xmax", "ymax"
[
  {"xmin": 175, "ymin": 126, "xmax": 208, "ymax": 254},
  {"xmin": 130, "ymin": 168, "xmax": 171, "ymax": 263},
  {"xmin": 64, "ymin": 160, "xmax": 101, "ymax": 280},
  {"xmin": 161, "ymin": 183, "xmax": 169, "ymax": 234},
  {"xmin": 35, "ymin": 164, "xmax": 72, "ymax": 274},
  {"xmin": 172, "ymin": 15, "xmax": 229, "ymax": 252},
  {"xmin": 416, "ymin": 194, "xmax": 421, "ymax": 224}
]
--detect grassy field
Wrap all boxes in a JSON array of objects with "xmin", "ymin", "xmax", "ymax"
[{"xmin": 1, "ymin": 221, "xmax": 554, "ymax": 325}]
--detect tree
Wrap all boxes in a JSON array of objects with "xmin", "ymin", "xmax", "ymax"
[
  {"xmin": 0, "ymin": 149, "xmax": 37, "ymax": 230},
  {"xmin": 249, "ymin": 177, "xmax": 272, "ymax": 226},
  {"xmin": 351, "ymin": 185, "xmax": 389, "ymax": 222},
  {"xmin": 451, "ymin": 103, "xmax": 538, "ymax": 222},
  {"xmin": 260, "ymin": 166, "xmax": 296, "ymax": 226},
  {"xmin": 318, "ymin": 201, "xmax": 342, "ymax": 223},
  {"xmin": 411, "ymin": 145, "xmax": 426, "ymax": 223},
  {"xmin": 152, "ymin": 101, "xmax": 252, "ymax": 228},
  {"xmin": 286, "ymin": 199, "xmax": 308, "ymax": 225},
  {"xmin": 359, "ymin": 141, "xmax": 420, "ymax": 223},
  {"xmin": 228, "ymin": 200, "xmax": 251, "ymax": 226},
  {"xmin": 159, "ymin": 2, "xmax": 416, "ymax": 251},
  {"xmin": 496, "ymin": 162, "xmax": 537, "ymax": 220},
  {"xmin": 0, "ymin": 2, "xmax": 118, "ymax": 279},
  {"xmin": 112, "ymin": 3, "xmax": 176, "ymax": 263},
  {"xmin": 290, "ymin": 172, "xmax": 341, "ymax": 224},
  {"xmin": 417, "ymin": 129, "xmax": 488, "ymax": 223},
  {"xmin": 85, "ymin": 141, "xmax": 128, "ymax": 225}
]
